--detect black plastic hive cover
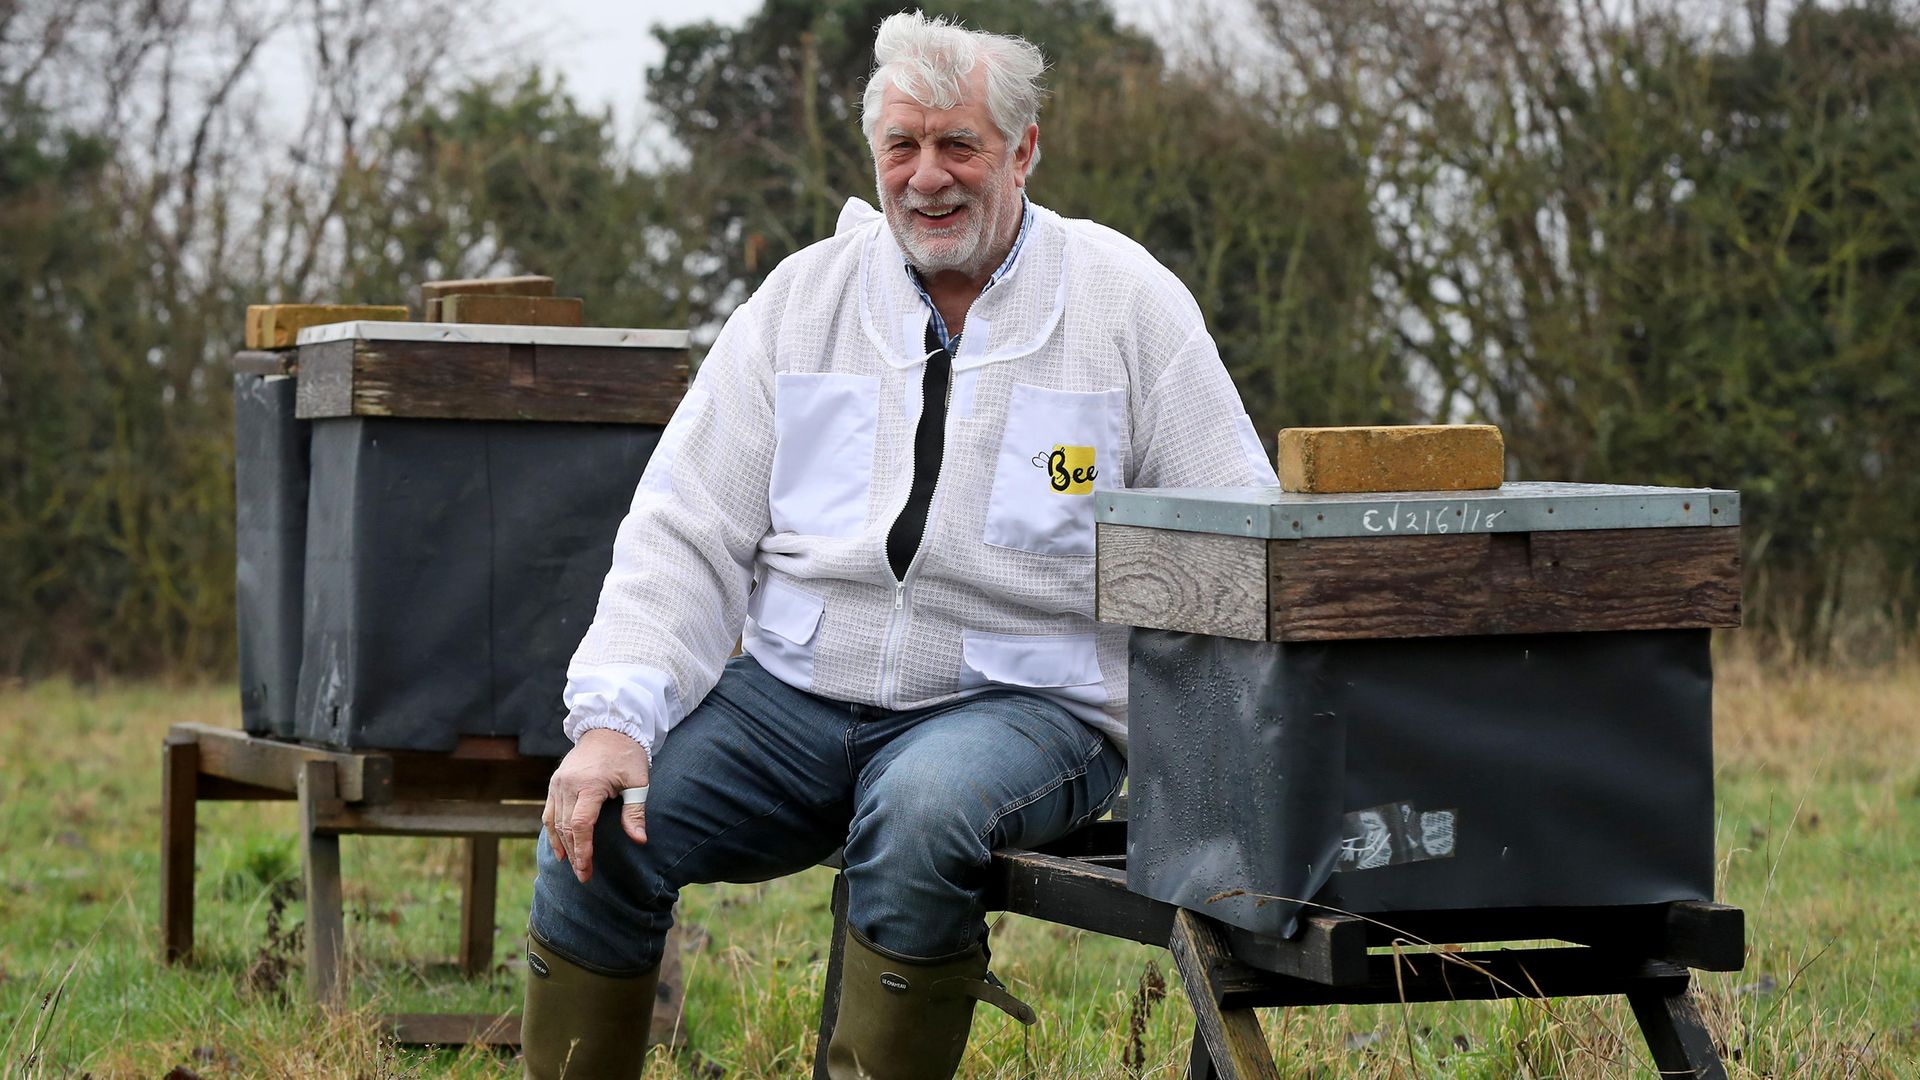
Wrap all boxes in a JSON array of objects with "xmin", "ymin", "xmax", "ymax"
[
  {"xmin": 234, "ymin": 373, "xmax": 309, "ymax": 739},
  {"xmin": 1126, "ymin": 628, "xmax": 1715, "ymax": 938},
  {"xmin": 293, "ymin": 417, "xmax": 661, "ymax": 756}
]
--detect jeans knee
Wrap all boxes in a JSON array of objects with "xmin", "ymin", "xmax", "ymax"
[
  {"xmin": 846, "ymin": 772, "xmax": 989, "ymax": 884},
  {"xmin": 528, "ymin": 820, "xmax": 675, "ymax": 975},
  {"xmin": 841, "ymin": 792, "xmax": 990, "ymax": 956}
]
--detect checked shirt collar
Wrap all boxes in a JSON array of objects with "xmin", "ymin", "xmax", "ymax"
[{"xmin": 905, "ymin": 195, "xmax": 1034, "ymax": 356}]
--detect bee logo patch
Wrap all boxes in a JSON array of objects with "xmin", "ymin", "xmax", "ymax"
[{"xmin": 1030, "ymin": 445, "xmax": 1098, "ymax": 494}]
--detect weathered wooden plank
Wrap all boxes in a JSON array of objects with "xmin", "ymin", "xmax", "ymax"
[
  {"xmin": 161, "ymin": 735, "xmax": 199, "ymax": 964},
  {"xmin": 1510, "ymin": 902, "xmax": 1743, "ymax": 973},
  {"xmin": 384, "ymin": 1012, "xmax": 521, "ymax": 1046},
  {"xmin": 441, "ymin": 293, "xmax": 584, "ymax": 327},
  {"xmin": 419, "ymin": 274, "xmax": 554, "ymax": 304},
  {"xmin": 248, "ymin": 304, "xmax": 407, "ymax": 349},
  {"xmin": 175, "ymin": 727, "xmax": 548, "ymax": 802},
  {"xmin": 1169, "ymin": 910, "xmax": 1283, "ymax": 1080},
  {"xmin": 314, "ymin": 800, "xmax": 543, "ymax": 837},
  {"xmin": 299, "ymin": 760, "xmax": 347, "ymax": 1010},
  {"xmin": 1223, "ymin": 916, "xmax": 1370, "ymax": 986},
  {"xmin": 1096, "ymin": 524, "xmax": 1267, "ymax": 640},
  {"xmin": 385, "ymin": 752, "xmax": 552, "ymax": 802},
  {"xmin": 1331, "ymin": 902, "xmax": 1739, "ymax": 978},
  {"xmin": 991, "ymin": 851, "xmax": 1173, "ymax": 946},
  {"xmin": 294, "ymin": 338, "xmax": 688, "ymax": 423},
  {"xmin": 1277, "ymin": 424, "xmax": 1505, "ymax": 494},
  {"xmin": 1361, "ymin": 903, "xmax": 1666, "ymax": 949},
  {"xmin": 459, "ymin": 838, "xmax": 501, "ymax": 976},
  {"xmin": 1269, "ymin": 526, "xmax": 1742, "ymax": 640},
  {"xmin": 175, "ymin": 722, "xmax": 393, "ymax": 803},
  {"xmin": 422, "ymin": 274, "xmax": 555, "ymax": 321},
  {"xmin": 197, "ymin": 776, "xmax": 294, "ymax": 801},
  {"xmin": 1216, "ymin": 950, "xmax": 1691, "ymax": 1009},
  {"xmin": 526, "ymin": 343, "xmax": 689, "ymax": 420}
]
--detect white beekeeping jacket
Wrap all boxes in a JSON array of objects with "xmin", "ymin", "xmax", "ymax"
[{"xmin": 562, "ymin": 198, "xmax": 1279, "ymax": 760}]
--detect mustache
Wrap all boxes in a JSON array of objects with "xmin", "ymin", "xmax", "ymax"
[{"xmin": 896, "ymin": 191, "xmax": 972, "ymax": 212}]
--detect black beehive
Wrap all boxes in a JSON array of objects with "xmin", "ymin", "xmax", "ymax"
[
  {"xmin": 230, "ymin": 321, "xmax": 690, "ymax": 756},
  {"xmin": 233, "ymin": 364, "xmax": 309, "ymax": 739},
  {"xmin": 1096, "ymin": 482, "xmax": 1742, "ymax": 939}
]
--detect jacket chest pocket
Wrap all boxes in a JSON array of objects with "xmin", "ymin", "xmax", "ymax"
[
  {"xmin": 983, "ymin": 384, "xmax": 1125, "ymax": 557},
  {"xmin": 770, "ymin": 372, "xmax": 880, "ymax": 538}
]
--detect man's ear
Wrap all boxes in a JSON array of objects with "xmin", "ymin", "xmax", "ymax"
[{"xmin": 1014, "ymin": 124, "xmax": 1039, "ymax": 185}]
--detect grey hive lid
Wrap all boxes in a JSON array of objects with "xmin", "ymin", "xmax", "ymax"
[
  {"xmin": 1098, "ymin": 481, "xmax": 1740, "ymax": 540},
  {"xmin": 295, "ymin": 320, "xmax": 690, "ymax": 350}
]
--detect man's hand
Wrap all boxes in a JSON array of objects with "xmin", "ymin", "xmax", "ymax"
[{"xmin": 544, "ymin": 728, "xmax": 651, "ymax": 884}]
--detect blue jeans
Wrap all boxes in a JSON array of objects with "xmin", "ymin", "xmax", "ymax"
[{"xmin": 529, "ymin": 655, "xmax": 1127, "ymax": 974}]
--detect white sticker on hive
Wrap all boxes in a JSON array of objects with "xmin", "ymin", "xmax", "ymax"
[
  {"xmin": 1335, "ymin": 802, "xmax": 1459, "ymax": 872},
  {"xmin": 1420, "ymin": 810, "xmax": 1456, "ymax": 857},
  {"xmin": 1344, "ymin": 810, "xmax": 1393, "ymax": 870}
]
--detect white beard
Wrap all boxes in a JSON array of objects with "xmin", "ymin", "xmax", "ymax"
[{"xmin": 877, "ymin": 158, "xmax": 1017, "ymax": 279}]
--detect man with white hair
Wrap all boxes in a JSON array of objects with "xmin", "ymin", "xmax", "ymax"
[{"xmin": 522, "ymin": 11, "xmax": 1278, "ymax": 1078}]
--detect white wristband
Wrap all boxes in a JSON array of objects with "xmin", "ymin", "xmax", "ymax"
[{"xmin": 620, "ymin": 786, "xmax": 650, "ymax": 806}]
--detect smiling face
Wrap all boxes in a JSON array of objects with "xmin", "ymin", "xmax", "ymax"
[{"xmin": 871, "ymin": 66, "xmax": 1037, "ymax": 282}]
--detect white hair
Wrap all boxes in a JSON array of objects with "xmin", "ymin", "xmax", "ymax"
[{"xmin": 861, "ymin": 11, "xmax": 1048, "ymax": 170}]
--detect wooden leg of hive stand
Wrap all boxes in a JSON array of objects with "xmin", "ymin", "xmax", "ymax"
[
  {"xmin": 458, "ymin": 836, "xmax": 500, "ymax": 977},
  {"xmin": 1185, "ymin": 1022, "xmax": 1222, "ymax": 1080},
  {"xmin": 1628, "ymin": 984, "xmax": 1729, "ymax": 1080},
  {"xmin": 298, "ymin": 759, "xmax": 347, "ymax": 1010},
  {"xmin": 812, "ymin": 872, "xmax": 850, "ymax": 1080},
  {"xmin": 160, "ymin": 734, "xmax": 200, "ymax": 965},
  {"xmin": 1169, "ymin": 910, "xmax": 1282, "ymax": 1080}
]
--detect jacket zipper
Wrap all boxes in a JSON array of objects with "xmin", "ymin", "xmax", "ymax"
[{"xmin": 877, "ymin": 336, "xmax": 957, "ymax": 708}]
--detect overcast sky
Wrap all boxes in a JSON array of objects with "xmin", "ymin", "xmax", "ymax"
[
  {"xmin": 529, "ymin": 0, "xmax": 765, "ymax": 134},
  {"xmin": 514, "ymin": 0, "xmax": 1179, "ymax": 137}
]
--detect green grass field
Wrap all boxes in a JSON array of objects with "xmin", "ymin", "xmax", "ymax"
[{"xmin": 2, "ymin": 649, "xmax": 1916, "ymax": 1077}]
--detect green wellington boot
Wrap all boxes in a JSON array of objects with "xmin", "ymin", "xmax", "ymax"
[
  {"xmin": 522, "ymin": 931, "xmax": 660, "ymax": 1080},
  {"xmin": 825, "ymin": 927, "xmax": 1037, "ymax": 1080}
]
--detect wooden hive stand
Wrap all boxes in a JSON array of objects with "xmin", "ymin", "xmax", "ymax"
[
  {"xmin": 160, "ymin": 723, "xmax": 549, "ymax": 1045},
  {"xmin": 815, "ymin": 815, "xmax": 1742, "ymax": 1080},
  {"xmin": 162, "ymin": 725, "xmax": 1740, "ymax": 1073}
]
